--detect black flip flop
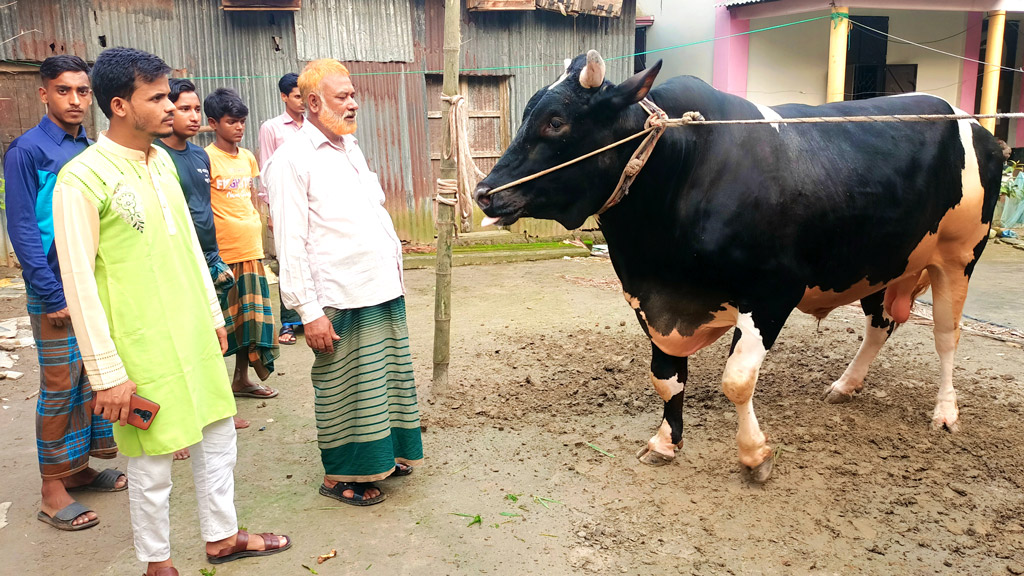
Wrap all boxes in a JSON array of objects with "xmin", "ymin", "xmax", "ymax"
[
  {"xmin": 37, "ymin": 501, "xmax": 98, "ymax": 531},
  {"xmin": 319, "ymin": 482, "xmax": 386, "ymax": 506},
  {"xmin": 392, "ymin": 463, "xmax": 414, "ymax": 477},
  {"xmin": 278, "ymin": 326, "xmax": 297, "ymax": 345},
  {"xmin": 68, "ymin": 468, "xmax": 127, "ymax": 492}
]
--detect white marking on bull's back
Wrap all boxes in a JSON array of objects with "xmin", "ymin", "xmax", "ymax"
[{"xmin": 754, "ymin": 103, "xmax": 781, "ymax": 133}]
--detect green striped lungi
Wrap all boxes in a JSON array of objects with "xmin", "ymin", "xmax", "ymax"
[{"xmin": 313, "ymin": 296, "xmax": 423, "ymax": 482}]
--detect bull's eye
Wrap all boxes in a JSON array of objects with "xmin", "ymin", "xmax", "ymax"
[{"xmin": 548, "ymin": 117, "xmax": 564, "ymax": 129}]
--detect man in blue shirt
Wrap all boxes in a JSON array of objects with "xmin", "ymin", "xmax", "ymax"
[
  {"xmin": 2, "ymin": 55, "xmax": 124, "ymax": 531},
  {"xmin": 155, "ymin": 78, "xmax": 249, "ymax": 437}
]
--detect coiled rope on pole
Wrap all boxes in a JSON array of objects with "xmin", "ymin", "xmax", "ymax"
[{"xmin": 435, "ymin": 94, "xmax": 486, "ymax": 235}]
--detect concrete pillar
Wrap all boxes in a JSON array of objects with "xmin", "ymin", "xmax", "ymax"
[
  {"xmin": 980, "ymin": 10, "xmax": 1007, "ymax": 134},
  {"xmin": 826, "ymin": 6, "xmax": 850, "ymax": 103}
]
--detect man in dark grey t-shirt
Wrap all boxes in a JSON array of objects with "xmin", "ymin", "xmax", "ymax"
[{"xmin": 156, "ymin": 78, "xmax": 249, "ymax": 438}]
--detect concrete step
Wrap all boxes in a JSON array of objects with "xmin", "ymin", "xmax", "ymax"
[{"xmin": 403, "ymin": 242, "xmax": 591, "ymax": 269}]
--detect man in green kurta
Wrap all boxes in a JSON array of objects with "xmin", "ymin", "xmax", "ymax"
[{"xmin": 53, "ymin": 47, "xmax": 291, "ymax": 576}]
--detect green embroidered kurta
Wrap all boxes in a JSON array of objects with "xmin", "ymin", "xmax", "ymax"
[{"xmin": 53, "ymin": 134, "xmax": 235, "ymax": 457}]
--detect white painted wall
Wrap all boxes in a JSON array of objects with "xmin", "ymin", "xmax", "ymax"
[
  {"xmin": 636, "ymin": 0, "xmax": 717, "ymax": 85},
  {"xmin": 746, "ymin": 11, "xmax": 831, "ymax": 106},
  {"xmin": 875, "ymin": 10, "xmax": 969, "ymax": 104},
  {"xmin": 746, "ymin": 9, "xmax": 971, "ymax": 107}
]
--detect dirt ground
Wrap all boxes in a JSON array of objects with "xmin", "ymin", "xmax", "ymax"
[{"xmin": 1, "ymin": 248, "xmax": 1023, "ymax": 576}]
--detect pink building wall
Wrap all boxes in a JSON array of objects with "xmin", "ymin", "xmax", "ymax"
[
  {"xmin": 712, "ymin": 7, "xmax": 749, "ymax": 98},
  {"xmin": 960, "ymin": 12, "xmax": 983, "ymax": 114}
]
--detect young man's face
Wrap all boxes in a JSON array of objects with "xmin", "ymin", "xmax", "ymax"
[
  {"xmin": 39, "ymin": 71, "xmax": 92, "ymax": 131},
  {"xmin": 209, "ymin": 115, "xmax": 246, "ymax": 144},
  {"xmin": 282, "ymin": 86, "xmax": 304, "ymax": 117},
  {"xmin": 125, "ymin": 75, "xmax": 175, "ymax": 139},
  {"xmin": 170, "ymin": 91, "xmax": 202, "ymax": 139}
]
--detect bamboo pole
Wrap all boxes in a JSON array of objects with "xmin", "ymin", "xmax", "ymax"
[
  {"xmin": 432, "ymin": 0, "xmax": 461, "ymax": 396},
  {"xmin": 980, "ymin": 11, "xmax": 1006, "ymax": 134},
  {"xmin": 826, "ymin": 6, "xmax": 850, "ymax": 104}
]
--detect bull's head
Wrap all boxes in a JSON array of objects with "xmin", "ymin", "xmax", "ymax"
[{"xmin": 474, "ymin": 50, "xmax": 662, "ymax": 229}]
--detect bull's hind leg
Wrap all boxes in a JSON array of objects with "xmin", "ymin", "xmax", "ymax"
[
  {"xmin": 722, "ymin": 310, "xmax": 788, "ymax": 483},
  {"xmin": 823, "ymin": 290, "xmax": 897, "ymax": 403},
  {"xmin": 928, "ymin": 264, "xmax": 971, "ymax": 432},
  {"xmin": 637, "ymin": 343, "xmax": 687, "ymax": 466}
]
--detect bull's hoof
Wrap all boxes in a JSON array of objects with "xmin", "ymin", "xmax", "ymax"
[
  {"xmin": 931, "ymin": 402, "xmax": 960, "ymax": 433},
  {"xmin": 636, "ymin": 445, "xmax": 675, "ymax": 466},
  {"xmin": 931, "ymin": 417, "xmax": 961, "ymax": 433},
  {"xmin": 744, "ymin": 456, "xmax": 774, "ymax": 483},
  {"xmin": 822, "ymin": 384, "xmax": 857, "ymax": 404}
]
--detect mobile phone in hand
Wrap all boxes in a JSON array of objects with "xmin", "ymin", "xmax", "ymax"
[{"xmin": 127, "ymin": 394, "xmax": 160, "ymax": 430}]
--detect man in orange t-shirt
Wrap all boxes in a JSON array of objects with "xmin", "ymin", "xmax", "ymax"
[{"xmin": 204, "ymin": 88, "xmax": 280, "ymax": 405}]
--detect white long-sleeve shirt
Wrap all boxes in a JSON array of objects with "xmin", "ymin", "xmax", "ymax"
[{"xmin": 263, "ymin": 121, "xmax": 404, "ymax": 324}]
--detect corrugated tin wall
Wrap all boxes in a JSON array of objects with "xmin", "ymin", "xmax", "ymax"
[
  {"xmin": 295, "ymin": 0, "xmax": 415, "ymax": 62},
  {"xmin": 423, "ymin": 0, "xmax": 636, "ymax": 237},
  {"xmin": 426, "ymin": 0, "xmax": 635, "ymax": 133},
  {"xmin": 2, "ymin": 0, "xmax": 636, "ymax": 243},
  {"xmin": 1, "ymin": 0, "xmax": 300, "ymax": 153}
]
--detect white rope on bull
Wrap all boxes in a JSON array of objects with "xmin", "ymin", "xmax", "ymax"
[{"xmin": 435, "ymin": 94, "xmax": 486, "ymax": 235}]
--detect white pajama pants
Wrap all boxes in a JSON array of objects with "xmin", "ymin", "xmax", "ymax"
[{"xmin": 127, "ymin": 416, "xmax": 238, "ymax": 562}]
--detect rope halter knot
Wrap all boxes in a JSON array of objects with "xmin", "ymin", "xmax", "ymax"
[{"xmin": 680, "ymin": 111, "xmax": 706, "ymax": 124}]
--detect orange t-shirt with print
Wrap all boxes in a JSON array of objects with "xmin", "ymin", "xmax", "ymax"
[{"xmin": 206, "ymin": 144, "xmax": 264, "ymax": 264}]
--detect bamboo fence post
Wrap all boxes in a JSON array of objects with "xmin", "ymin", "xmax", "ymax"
[{"xmin": 432, "ymin": 0, "xmax": 461, "ymax": 396}]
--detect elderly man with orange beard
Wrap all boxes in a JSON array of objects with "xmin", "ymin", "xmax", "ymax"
[{"xmin": 263, "ymin": 59, "xmax": 423, "ymax": 507}]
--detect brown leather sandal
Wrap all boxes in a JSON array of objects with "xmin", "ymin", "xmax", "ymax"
[{"xmin": 206, "ymin": 529, "xmax": 292, "ymax": 564}]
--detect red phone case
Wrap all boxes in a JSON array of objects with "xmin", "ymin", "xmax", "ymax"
[{"xmin": 127, "ymin": 394, "xmax": 160, "ymax": 430}]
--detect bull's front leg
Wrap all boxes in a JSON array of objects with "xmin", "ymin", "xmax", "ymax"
[
  {"xmin": 722, "ymin": 313, "xmax": 776, "ymax": 483},
  {"xmin": 636, "ymin": 343, "xmax": 687, "ymax": 466}
]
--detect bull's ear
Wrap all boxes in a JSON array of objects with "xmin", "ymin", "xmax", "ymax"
[{"xmin": 598, "ymin": 60, "xmax": 662, "ymax": 109}]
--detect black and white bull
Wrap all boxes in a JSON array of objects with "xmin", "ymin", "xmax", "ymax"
[{"xmin": 474, "ymin": 51, "xmax": 1005, "ymax": 481}]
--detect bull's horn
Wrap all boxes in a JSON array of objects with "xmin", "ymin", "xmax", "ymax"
[{"xmin": 579, "ymin": 49, "xmax": 606, "ymax": 89}]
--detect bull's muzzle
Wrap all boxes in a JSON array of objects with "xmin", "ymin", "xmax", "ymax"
[{"xmin": 474, "ymin": 184, "xmax": 493, "ymax": 208}]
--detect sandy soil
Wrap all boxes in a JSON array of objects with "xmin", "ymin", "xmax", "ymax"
[{"xmin": 0, "ymin": 257, "xmax": 1022, "ymax": 575}]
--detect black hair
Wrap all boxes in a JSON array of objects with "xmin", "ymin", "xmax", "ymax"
[
  {"xmin": 90, "ymin": 47, "xmax": 171, "ymax": 118},
  {"xmin": 278, "ymin": 73, "xmax": 299, "ymax": 96},
  {"xmin": 168, "ymin": 78, "xmax": 197, "ymax": 104},
  {"xmin": 203, "ymin": 87, "xmax": 248, "ymax": 121},
  {"xmin": 39, "ymin": 55, "xmax": 90, "ymax": 83}
]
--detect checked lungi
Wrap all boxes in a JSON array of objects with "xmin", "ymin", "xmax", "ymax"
[
  {"xmin": 313, "ymin": 296, "xmax": 423, "ymax": 482},
  {"xmin": 219, "ymin": 259, "xmax": 279, "ymax": 374},
  {"xmin": 29, "ymin": 294, "xmax": 117, "ymax": 479}
]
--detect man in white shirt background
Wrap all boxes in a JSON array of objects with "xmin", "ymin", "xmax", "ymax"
[
  {"xmin": 263, "ymin": 59, "xmax": 423, "ymax": 507},
  {"xmin": 257, "ymin": 72, "xmax": 304, "ymax": 346}
]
